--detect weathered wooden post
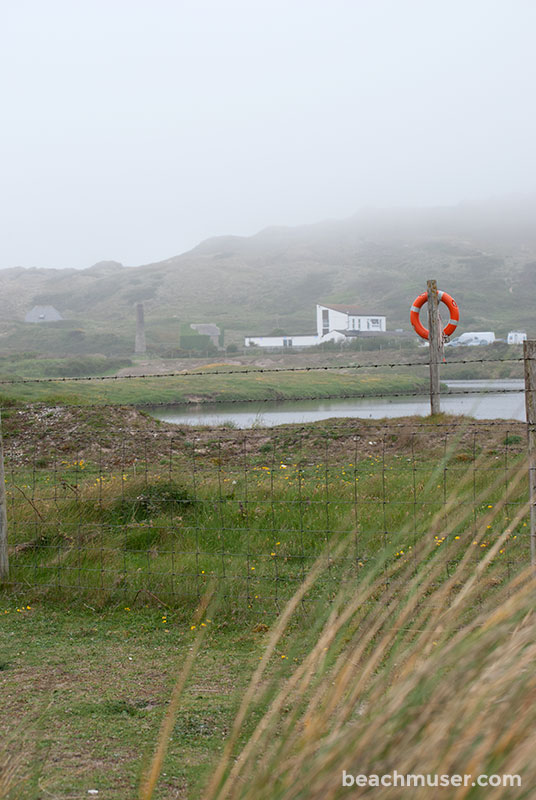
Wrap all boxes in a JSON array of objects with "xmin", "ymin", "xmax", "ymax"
[
  {"xmin": 523, "ymin": 340, "xmax": 536, "ymax": 566},
  {"xmin": 0, "ymin": 412, "xmax": 9, "ymax": 582},
  {"xmin": 427, "ymin": 279, "xmax": 441, "ymax": 415}
]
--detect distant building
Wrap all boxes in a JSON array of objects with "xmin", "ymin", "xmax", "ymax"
[
  {"xmin": 190, "ymin": 323, "xmax": 221, "ymax": 348},
  {"xmin": 24, "ymin": 305, "xmax": 63, "ymax": 323},
  {"xmin": 316, "ymin": 303, "xmax": 386, "ymax": 336},
  {"xmin": 507, "ymin": 331, "xmax": 527, "ymax": 345},
  {"xmin": 244, "ymin": 333, "xmax": 322, "ymax": 349},
  {"xmin": 245, "ymin": 303, "xmax": 387, "ymax": 349}
]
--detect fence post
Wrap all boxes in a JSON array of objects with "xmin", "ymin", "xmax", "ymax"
[
  {"xmin": 0, "ymin": 412, "xmax": 9, "ymax": 582},
  {"xmin": 427, "ymin": 279, "xmax": 441, "ymax": 415},
  {"xmin": 523, "ymin": 340, "xmax": 536, "ymax": 566}
]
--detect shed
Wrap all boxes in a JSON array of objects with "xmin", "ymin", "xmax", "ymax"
[{"xmin": 190, "ymin": 323, "xmax": 221, "ymax": 347}]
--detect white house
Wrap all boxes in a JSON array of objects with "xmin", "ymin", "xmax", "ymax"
[
  {"xmin": 24, "ymin": 305, "xmax": 63, "ymax": 323},
  {"xmin": 244, "ymin": 303, "xmax": 386, "ymax": 349},
  {"xmin": 316, "ymin": 304, "xmax": 386, "ymax": 336}
]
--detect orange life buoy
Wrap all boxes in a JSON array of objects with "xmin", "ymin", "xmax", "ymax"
[{"xmin": 410, "ymin": 290, "xmax": 459, "ymax": 340}]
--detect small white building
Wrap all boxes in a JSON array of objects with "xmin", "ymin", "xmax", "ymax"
[
  {"xmin": 245, "ymin": 303, "xmax": 386, "ymax": 349},
  {"xmin": 245, "ymin": 333, "xmax": 320, "ymax": 349},
  {"xmin": 244, "ymin": 331, "xmax": 346, "ymax": 349},
  {"xmin": 24, "ymin": 305, "xmax": 63, "ymax": 323},
  {"xmin": 507, "ymin": 331, "xmax": 527, "ymax": 345}
]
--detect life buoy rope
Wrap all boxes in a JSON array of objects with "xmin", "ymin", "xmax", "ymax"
[{"xmin": 410, "ymin": 290, "xmax": 459, "ymax": 341}]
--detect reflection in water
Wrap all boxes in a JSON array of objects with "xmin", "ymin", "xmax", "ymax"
[{"xmin": 149, "ymin": 380, "xmax": 525, "ymax": 429}]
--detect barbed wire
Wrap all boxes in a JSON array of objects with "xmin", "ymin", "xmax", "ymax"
[{"xmin": 0, "ymin": 356, "xmax": 525, "ymax": 385}]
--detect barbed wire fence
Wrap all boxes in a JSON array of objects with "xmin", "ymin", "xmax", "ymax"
[
  {"xmin": 0, "ymin": 354, "xmax": 525, "ymax": 414},
  {"xmin": 0, "ymin": 354, "xmax": 524, "ymax": 385},
  {"xmin": 0, "ymin": 344, "xmax": 534, "ymax": 608}
]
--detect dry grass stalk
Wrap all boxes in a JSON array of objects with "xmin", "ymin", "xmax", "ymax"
[{"xmin": 204, "ymin": 461, "xmax": 534, "ymax": 799}]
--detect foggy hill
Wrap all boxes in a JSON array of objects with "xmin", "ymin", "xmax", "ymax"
[{"xmin": 2, "ymin": 199, "xmax": 536, "ymax": 337}]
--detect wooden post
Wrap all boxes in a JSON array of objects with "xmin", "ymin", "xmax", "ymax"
[
  {"xmin": 427, "ymin": 279, "xmax": 441, "ymax": 415},
  {"xmin": 0, "ymin": 412, "xmax": 9, "ymax": 582},
  {"xmin": 523, "ymin": 340, "xmax": 536, "ymax": 566}
]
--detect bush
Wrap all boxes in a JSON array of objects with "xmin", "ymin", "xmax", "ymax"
[
  {"xmin": 180, "ymin": 334, "xmax": 217, "ymax": 353},
  {"xmin": 106, "ymin": 482, "xmax": 195, "ymax": 523}
]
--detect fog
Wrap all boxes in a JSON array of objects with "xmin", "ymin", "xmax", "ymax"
[{"xmin": 2, "ymin": 0, "xmax": 535, "ymax": 269}]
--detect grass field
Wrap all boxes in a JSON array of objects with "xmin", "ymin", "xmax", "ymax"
[
  {"xmin": 0, "ymin": 368, "xmax": 430, "ymax": 408},
  {"xmin": 0, "ymin": 602, "xmax": 268, "ymax": 799},
  {"xmin": 3, "ymin": 410, "xmax": 530, "ymax": 607},
  {"xmin": 0, "ymin": 337, "xmax": 524, "ymax": 425},
  {"xmin": 1, "ymin": 483, "xmax": 534, "ymax": 798},
  {"xmin": 0, "ymin": 408, "xmax": 534, "ymax": 798}
]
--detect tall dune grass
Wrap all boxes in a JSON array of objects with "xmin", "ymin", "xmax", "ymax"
[
  {"xmin": 138, "ymin": 455, "xmax": 534, "ymax": 799},
  {"xmin": 198, "ymin": 464, "xmax": 535, "ymax": 799}
]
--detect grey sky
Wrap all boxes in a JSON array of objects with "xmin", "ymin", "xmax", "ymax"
[{"xmin": 2, "ymin": 0, "xmax": 535, "ymax": 269}]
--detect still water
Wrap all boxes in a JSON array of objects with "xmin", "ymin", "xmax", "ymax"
[{"xmin": 149, "ymin": 380, "xmax": 526, "ymax": 429}]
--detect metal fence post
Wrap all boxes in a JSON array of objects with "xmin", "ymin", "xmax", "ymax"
[
  {"xmin": 0, "ymin": 411, "xmax": 9, "ymax": 582},
  {"xmin": 523, "ymin": 340, "xmax": 536, "ymax": 566},
  {"xmin": 427, "ymin": 279, "xmax": 441, "ymax": 415}
]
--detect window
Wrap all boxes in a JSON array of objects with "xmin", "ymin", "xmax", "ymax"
[
  {"xmin": 283, "ymin": 338, "xmax": 293, "ymax": 347},
  {"xmin": 322, "ymin": 309, "xmax": 329, "ymax": 334}
]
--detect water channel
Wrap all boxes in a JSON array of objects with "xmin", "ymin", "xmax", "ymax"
[{"xmin": 148, "ymin": 379, "xmax": 526, "ymax": 428}]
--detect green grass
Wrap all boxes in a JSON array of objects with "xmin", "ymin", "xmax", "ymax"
[
  {"xmin": 0, "ymin": 434, "xmax": 532, "ymax": 798},
  {"xmin": 0, "ymin": 602, "xmax": 267, "ymax": 799},
  {"xmin": 0, "ymin": 354, "xmax": 133, "ymax": 379},
  {"xmin": 4, "ymin": 416, "xmax": 530, "ymax": 608},
  {"xmin": 0, "ymin": 410, "xmax": 532, "ymax": 798},
  {"xmin": 0, "ymin": 319, "xmax": 134, "ymax": 358},
  {"xmin": 0, "ymin": 369, "xmax": 429, "ymax": 406}
]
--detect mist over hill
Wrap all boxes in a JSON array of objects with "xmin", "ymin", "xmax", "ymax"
[{"xmin": 1, "ymin": 199, "xmax": 535, "ymax": 345}]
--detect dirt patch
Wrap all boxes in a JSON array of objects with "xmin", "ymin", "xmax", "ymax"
[{"xmin": 1, "ymin": 404, "xmax": 526, "ymax": 471}]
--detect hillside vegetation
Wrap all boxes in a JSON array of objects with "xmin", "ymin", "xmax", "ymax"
[{"xmin": 1, "ymin": 199, "xmax": 535, "ymax": 358}]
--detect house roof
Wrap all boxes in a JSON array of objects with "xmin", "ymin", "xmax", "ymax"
[
  {"xmin": 319, "ymin": 303, "xmax": 385, "ymax": 316},
  {"xmin": 190, "ymin": 323, "xmax": 221, "ymax": 336}
]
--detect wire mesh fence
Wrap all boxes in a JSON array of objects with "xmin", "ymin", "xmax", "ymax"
[{"xmin": 2, "ymin": 410, "xmax": 531, "ymax": 608}]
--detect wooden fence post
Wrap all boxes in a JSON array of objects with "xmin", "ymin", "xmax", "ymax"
[
  {"xmin": 427, "ymin": 279, "xmax": 441, "ymax": 415},
  {"xmin": 523, "ymin": 340, "xmax": 536, "ymax": 566},
  {"xmin": 0, "ymin": 411, "xmax": 9, "ymax": 582}
]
